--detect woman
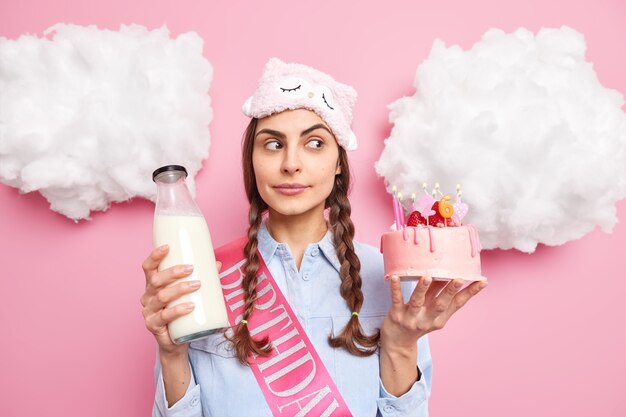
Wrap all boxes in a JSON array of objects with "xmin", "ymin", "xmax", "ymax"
[{"xmin": 141, "ymin": 58, "xmax": 487, "ymax": 417}]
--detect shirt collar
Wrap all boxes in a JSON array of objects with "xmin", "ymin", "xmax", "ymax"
[
  {"xmin": 257, "ymin": 219, "xmax": 342, "ymax": 273},
  {"xmin": 257, "ymin": 220, "xmax": 279, "ymax": 263}
]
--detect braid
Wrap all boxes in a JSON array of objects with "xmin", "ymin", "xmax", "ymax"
[
  {"xmin": 327, "ymin": 151, "xmax": 380, "ymax": 356},
  {"xmin": 225, "ymin": 196, "xmax": 272, "ymax": 365}
]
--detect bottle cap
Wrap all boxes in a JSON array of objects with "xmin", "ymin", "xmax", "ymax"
[{"xmin": 152, "ymin": 165, "xmax": 188, "ymax": 182}]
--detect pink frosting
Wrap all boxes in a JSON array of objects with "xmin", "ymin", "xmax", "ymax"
[
  {"xmin": 380, "ymin": 225, "xmax": 484, "ymax": 281},
  {"xmin": 427, "ymin": 226, "xmax": 436, "ymax": 252},
  {"xmin": 466, "ymin": 224, "xmax": 481, "ymax": 257}
]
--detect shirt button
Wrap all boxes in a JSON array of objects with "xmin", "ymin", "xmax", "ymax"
[
  {"xmin": 190, "ymin": 396, "xmax": 199, "ymax": 406},
  {"xmin": 311, "ymin": 248, "xmax": 319, "ymax": 256},
  {"xmin": 383, "ymin": 405, "xmax": 395, "ymax": 413},
  {"xmin": 303, "ymin": 273, "xmax": 310, "ymax": 281}
]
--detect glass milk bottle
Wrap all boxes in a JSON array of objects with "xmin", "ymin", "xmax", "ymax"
[{"xmin": 152, "ymin": 165, "xmax": 229, "ymax": 344}]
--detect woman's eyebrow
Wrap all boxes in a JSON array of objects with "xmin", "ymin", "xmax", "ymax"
[
  {"xmin": 255, "ymin": 128, "xmax": 286, "ymax": 139},
  {"xmin": 301, "ymin": 124, "xmax": 332, "ymax": 137}
]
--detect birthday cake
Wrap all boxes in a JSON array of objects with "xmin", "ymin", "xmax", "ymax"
[{"xmin": 380, "ymin": 184, "xmax": 486, "ymax": 282}]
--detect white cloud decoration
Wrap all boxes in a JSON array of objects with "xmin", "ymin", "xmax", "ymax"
[
  {"xmin": 375, "ymin": 26, "xmax": 626, "ymax": 253},
  {"xmin": 0, "ymin": 24, "xmax": 213, "ymax": 220}
]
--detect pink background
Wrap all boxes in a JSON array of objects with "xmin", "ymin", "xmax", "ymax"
[{"xmin": 1, "ymin": 0, "xmax": 625, "ymax": 415}]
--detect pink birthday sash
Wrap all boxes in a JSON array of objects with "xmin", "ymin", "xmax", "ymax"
[{"xmin": 216, "ymin": 237, "xmax": 353, "ymax": 417}]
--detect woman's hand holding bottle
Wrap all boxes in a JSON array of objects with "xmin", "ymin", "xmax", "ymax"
[{"xmin": 140, "ymin": 244, "xmax": 222, "ymax": 357}]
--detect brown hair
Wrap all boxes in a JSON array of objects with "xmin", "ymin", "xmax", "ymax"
[{"xmin": 225, "ymin": 117, "xmax": 380, "ymax": 365}]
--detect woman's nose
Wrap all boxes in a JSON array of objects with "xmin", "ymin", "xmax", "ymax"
[{"xmin": 281, "ymin": 147, "xmax": 302, "ymax": 174}]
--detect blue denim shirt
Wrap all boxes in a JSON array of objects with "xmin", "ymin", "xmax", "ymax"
[{"xmin": 153, "ymin": 220, "xmax": 432, "ymax": 417}]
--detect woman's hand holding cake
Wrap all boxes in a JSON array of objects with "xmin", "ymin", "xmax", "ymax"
[{"xmin": 379, "ymin": 274, "xmax": 487, "ymax": 396}]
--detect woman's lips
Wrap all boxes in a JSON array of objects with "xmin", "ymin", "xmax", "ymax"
[{"xmin": 274, "ymin": 184, "xmax": 308, "ymax": 196}]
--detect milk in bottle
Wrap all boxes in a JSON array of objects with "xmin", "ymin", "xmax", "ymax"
[{"xmin": 152, "ymin": 165, "xmax": 229, "ymax": 344}]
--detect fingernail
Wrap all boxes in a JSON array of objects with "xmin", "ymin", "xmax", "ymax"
[
  {"xmin": 479, "ymin": 282, "xmax": 488, "ymax": 290},
  {"xmin": 454, "ymin": 280, "xmax": 463, "ymax": 289},
  {"xmin": 188, "ymin": 280, "xmax": 201, "ymax": 288},
  {"xmin": 158, "ymin": 244, "xmax": 169, "ymax": 253},
  {"xmin": 183, "ymin": 265, "xmax": 194, "ymax": 273},
  {"xmin": 184, "ymin": 302, "xmax": 195, "ymax": 310},
  {"xmin": 391, "ymin": 276, "xmax": 399, "ymax": 283},
  {"xmin": 423, "ymin": 277, "xmax": 432, "ymax": 286}
]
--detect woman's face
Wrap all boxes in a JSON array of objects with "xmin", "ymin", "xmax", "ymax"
[{"xmin": 252, "ymin": 109, "xmax": 341, "ymax": 219}]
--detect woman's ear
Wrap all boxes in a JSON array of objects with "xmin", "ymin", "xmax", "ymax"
[{"xmin": 335, "ymin": 163, "xmax": 341, "ymax": 175}]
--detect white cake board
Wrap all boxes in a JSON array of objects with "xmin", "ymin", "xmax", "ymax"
[{"xmin": 395, "ymin": 275, "xmax": 488, "ymax": 283}]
